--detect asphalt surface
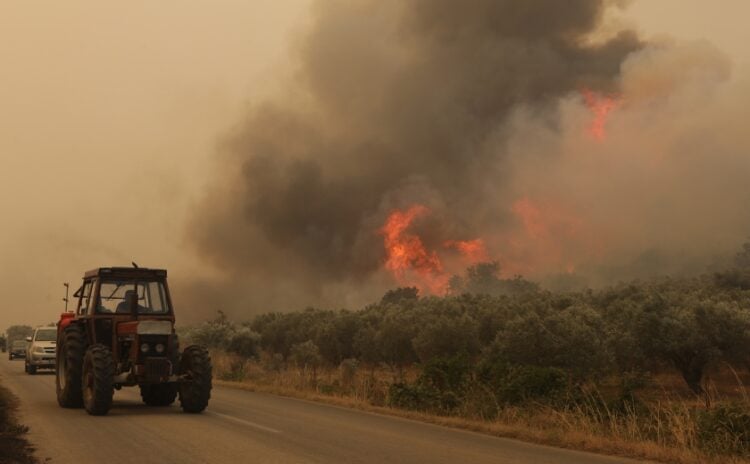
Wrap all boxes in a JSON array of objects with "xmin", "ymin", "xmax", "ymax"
[{"xmin": 0, "ymin": 357, "xmax": 647, "ymax": 464}]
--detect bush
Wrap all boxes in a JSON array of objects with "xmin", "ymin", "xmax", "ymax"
[
  {"xmin": 478, "ymin": 353, "xmax": 568, "ymax": 405},
  {"xmin": 698, "ymin": 403, "xmax": 750, "ymax": 456},
  {"xmin": 226, "ymin": 327, "xmax": 261, "ymax": 359},
  {"xmin": 497, "ymin": 365, "xmax": 569, "ymax": 405},
  {"xmin": 387, "ymin": 383, "xmax": 437, "ymax": 411}
]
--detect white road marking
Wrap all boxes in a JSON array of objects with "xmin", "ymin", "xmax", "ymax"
[{"xmin": 208, "ymin": 411, "xmax": 282, "ymax": 434}]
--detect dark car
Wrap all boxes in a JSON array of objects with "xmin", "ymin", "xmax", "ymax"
[{"xmin": 9, "ymin": 340, "xmax": 28, "ymax": 360}]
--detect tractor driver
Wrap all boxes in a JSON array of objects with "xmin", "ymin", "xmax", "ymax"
[{"xmin": 115, "ymin": 289, "xmax": 146, "ymax": 314}]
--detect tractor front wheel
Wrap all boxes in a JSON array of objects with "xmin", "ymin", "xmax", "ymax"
[
  {"xmin": 56, "ymin": 325, "xmax": 86, "ymax": 408},
  {"xmin": 178, "ymin": 346, "xmax": 212, "ymax": 413},
  {"xmin": 82, "ymin": 344, "xmax": 114, "ymax": 416},
  {"xmin": 140, "ymin": 383, "xmax": 177, "ymax": 406}
]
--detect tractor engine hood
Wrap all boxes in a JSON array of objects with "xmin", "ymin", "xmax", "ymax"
[{"xmin": 117, "ymin": 320, "xmax": 173, "ymax": 336}]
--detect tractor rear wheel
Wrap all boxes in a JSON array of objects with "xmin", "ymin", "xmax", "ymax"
[
  {"xmin": 178, "ymin": 346, "xmax": 212, "ymax": 413},
  {"xmin": 82, "ymin": 344, "xmax": 114, "ymax": 416},
  {"xmin": 140, "ymin": 383, "xmax": 177, "ymax": 406},
  {"xmin": 56, "ymin": 325, "xmax": 86, "ymax": 408}
]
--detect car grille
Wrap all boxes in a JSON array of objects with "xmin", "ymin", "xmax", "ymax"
[
  {"xmin": 43, "ymin": 347, "xmax": 55, "ymax": 354},
  {"xmin": 144, "ymin": 358, "xmax": 171, "ymax": 381}
]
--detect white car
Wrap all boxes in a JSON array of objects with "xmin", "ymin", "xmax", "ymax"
[{"xmin": 25, "ymin": 326, "xmax": 57, "ymax": 374}]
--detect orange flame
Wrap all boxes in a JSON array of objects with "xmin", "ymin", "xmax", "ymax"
[
  {"xmin": 380, "ymin": 206, "xmax": 489, "ymax": 294},
  {"xmin": 380, "ymin": 205, "xmax": 447, "ymax": 294},
  {"xmin": 581, "ymin": 89, "xmax": 621, "ymax": 141},
  {"xmin": 380, "ymin": 199, "xmax": 601, "ymax": 291}
]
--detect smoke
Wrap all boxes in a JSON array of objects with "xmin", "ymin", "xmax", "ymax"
[{"xmin": 187, "ymin": 0, "xmax": 748, "ymax": 316}]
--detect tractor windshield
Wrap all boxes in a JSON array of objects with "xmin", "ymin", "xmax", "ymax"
[{"xmin": 95, "ymin": 280, "xmax": 170, "ymax": 314}]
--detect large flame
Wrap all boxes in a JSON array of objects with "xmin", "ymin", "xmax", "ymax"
[
  {"xmin": 381, "ymin": 199, "xmax": 599, "ymax": 292},
  {"xmin": 581, "ymin": 88, "xmax": 621, "ymax": 141},
  {"xmin": 380, "ymin": 206, "xmax": 488, "ymax": 294},
  {"xmin": 380, "ymin": 205, "xmax": 447, "ymax": 294}
]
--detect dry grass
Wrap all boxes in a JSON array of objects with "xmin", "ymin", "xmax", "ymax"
[{"xmin": 211, "ymin": 351, "xmax": 750, "ymax": 464}]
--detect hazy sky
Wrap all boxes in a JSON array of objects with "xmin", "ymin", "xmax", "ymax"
[{"xmin": 1, "ymin": 0, "xmax": 748, "ymax": 328}]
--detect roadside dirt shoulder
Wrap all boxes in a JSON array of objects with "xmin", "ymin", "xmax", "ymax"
[{"xmin": 0, "ymin": 378, "xmax": 36, "ymax": 464}]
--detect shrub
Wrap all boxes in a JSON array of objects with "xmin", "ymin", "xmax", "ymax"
[
  {"xmin": 226, "ymin": 327, "xmax": 261, "ymax": 359},
  {"xmin": 387, "ymin": 383, "xmax": 437, "ymax": 411},
  {"xmin": 698, "ymin": 403, "xmax": 750, "ymax": 456}
]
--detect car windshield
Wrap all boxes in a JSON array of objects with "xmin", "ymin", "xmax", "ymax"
[
  {"xmin": 34, "ymin": 329, "xmax": 56, "ymax": 342},
  {"xmin": 95, "ymin": 280, "xmax": 169, "ymax": 314}
]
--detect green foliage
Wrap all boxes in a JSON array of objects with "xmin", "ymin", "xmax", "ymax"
[
  {"xmin": 477, "ymin": 352, "xmax": 568, "ymax": 405},
  {"xmin": 226, "ymin": 327, "xmax": 261, "ymax": 359},
  {"xmin": 186, "ymin": 311, "xmax": 235, "ymax": 349},
  {"xmin": 184, "ymin": 247, "xmax": 750, "ymax": 398},
  {"xmin": 415, "ymin": 354, "xmax": 473, "ymax": 413},
  {"xmin": 290, "ymin": 340, "xmax": 322, "ymax": 370},
  {"xmin": 490, "ymin": 302, "xmax": 610, "ymax": 380},
  {"xmin": 412, "ymin": 316, "xmax": 479, "ymax": 362},
  {"xmin": 380, "ymin": 287, "xmax": 419, "ymax": 305},
  {"xmin": 387, "ymin": 382, "xmax": 440, "ymax": 411},
  {"xmin": 449, "ymin": 261, "xmax": 539, "ymax": 296}
]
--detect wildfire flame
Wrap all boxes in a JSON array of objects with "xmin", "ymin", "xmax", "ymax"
[
  {"xmin": 581, "ymin": 88, "xmax": 621, "ymax": 141},
  {"xmin": 380, "ymin": 199, "xmax": 597, "ymax": 292},
  {"xmin": 380, "ymin": 206, "xmax": 488, "ymax": 295},
  {"xmin": 380, "ymin": 205, "xmax": 446, "ymax": 293}
]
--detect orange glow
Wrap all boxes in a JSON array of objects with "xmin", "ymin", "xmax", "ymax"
[
  {"xmin": 444, "ymin": 239, "xmax": 489, "ymax": 263},
  {"xmin": 497, "ymin": 197, "xmax": 587, "ymax": 276},
  {"xmin": 581, "ymin": 88, "xmax": 621, "ymax": 141}
]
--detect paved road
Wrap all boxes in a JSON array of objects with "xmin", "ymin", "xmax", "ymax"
[{"xmin": 0, "ymin": 357, "xmax": 645, "ymax": 464}]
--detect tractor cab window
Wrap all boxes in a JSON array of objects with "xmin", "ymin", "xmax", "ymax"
[
  {"xmin": 77, "ymin": 281, "xmax": 93, "ymax": 315},
  {"xmin": 96, "ymin": 280, "xmax": 169, "ymax": 315}
]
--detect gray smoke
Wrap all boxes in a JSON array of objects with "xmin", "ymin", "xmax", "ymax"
[{"xmin": 185, "ymin": 0, "xmax": 748, "ymax": 316}]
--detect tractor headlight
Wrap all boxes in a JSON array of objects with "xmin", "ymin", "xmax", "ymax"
[
  {"xmin": 155, "ymin": 343, "xmax": 165, "ymax": 354},
  {"xmin": 140, "ymin": 343, "xmax": 150, "ymax": 353}
]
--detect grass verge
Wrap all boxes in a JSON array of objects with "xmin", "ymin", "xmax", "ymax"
[{"xmin": 212, "ymin": 353, "xmax": 750, "ymax": 464}]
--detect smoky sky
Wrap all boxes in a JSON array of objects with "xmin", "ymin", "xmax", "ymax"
[{"xmin": 186, "ymin": 0, "xmax": 645, "ymax": 313}]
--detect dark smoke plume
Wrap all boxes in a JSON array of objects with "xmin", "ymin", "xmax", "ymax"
[{"xmin": 187, "ymin": 0, "xmax": 730, "ymax": 316}]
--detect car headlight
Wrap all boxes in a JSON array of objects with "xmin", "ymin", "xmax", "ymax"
[
  {"xmin": 155, "ymin": 343, "xmax": 165, "ymax": 354},
  {"xmin": 140, "ymin": 343, "xmax": 150, "ymax": 353},
  {"xmin": 33, "ymin": 347, "xmax": 45, "ymax": 354}
]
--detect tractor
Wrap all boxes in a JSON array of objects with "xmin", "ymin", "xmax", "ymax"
[{"xmin": 56, "ymin": 266, "xmax": 212, "ymax": 416}]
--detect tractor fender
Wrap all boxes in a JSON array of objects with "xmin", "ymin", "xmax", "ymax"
[{"xmin": 58, "ymin": 312, "xmax": 75, "ymax": 334}]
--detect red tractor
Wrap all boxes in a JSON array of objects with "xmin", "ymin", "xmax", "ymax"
[{"xmin": 56, "ymin": 266, "xmax": 212, "ymax": 416}]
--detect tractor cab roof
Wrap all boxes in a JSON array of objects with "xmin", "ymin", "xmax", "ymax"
[{"xmin": 84, "ymin": 267, "xmax": 168, "ymax": 280}]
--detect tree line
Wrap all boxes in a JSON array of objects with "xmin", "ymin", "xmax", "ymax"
[{"xmin": 186, "ymin": 251, "xmax": 750, "ymax": 403}]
